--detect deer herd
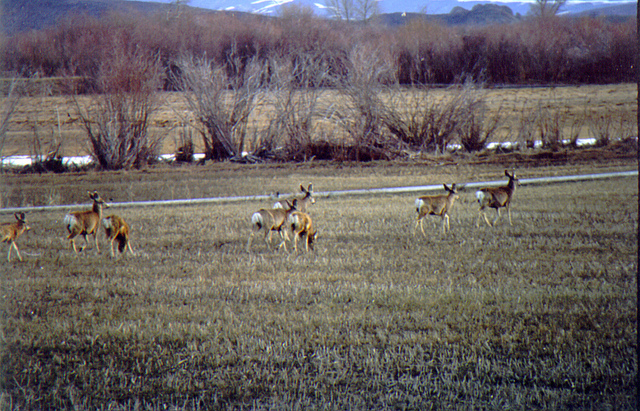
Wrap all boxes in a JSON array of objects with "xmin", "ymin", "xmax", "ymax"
[{"xmin": 1, "ymin": 171, "xmax": 520, "ymax": 261}]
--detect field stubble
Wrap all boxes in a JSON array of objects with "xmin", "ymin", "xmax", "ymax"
[{"xmin": 0, "ymin": 160, "xmax": 637, "ymax": 409}]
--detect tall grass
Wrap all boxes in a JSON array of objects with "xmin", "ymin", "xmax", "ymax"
[{"xmin": 0, "ymin": 167, "xmax": 636, "ymax": 409}]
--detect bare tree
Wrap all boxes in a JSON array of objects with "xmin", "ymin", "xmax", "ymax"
[
  {"xmin": 326, "ymin": 0, "xmax": 379, "ymax": 21},
  {"xmin": 528, "ymin": 0, "xmax": 566, "ymax": 18},
  {"xmin": 356, "ymin": 0, "xmax": 380, "ymax": 22},
  {"xmin": 325, "ymin": 0, "xmax": 355, "ymax": 21},
  {"xmin": 175, "ymin": 48, "xmax": 264, "ymax": 160},
  {"xmin": 75, "ymin": 45, "xmax": 164, "ymax": 170}
]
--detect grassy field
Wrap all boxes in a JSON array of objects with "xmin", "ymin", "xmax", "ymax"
[{"xmin": 0, "ymin": 154, "xmax": 637, "ymax": 409}]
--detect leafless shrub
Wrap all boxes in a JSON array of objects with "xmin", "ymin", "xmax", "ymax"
[
  {"xmin": 383, "ymin": 79, "xmax": 487, "ymax": 154},
  {"xmin": 75, "ymin": 45, "xmax": 164, "ymax": 170},
  {"xmin": 258, "ymin": 53, "xmax": 335, "ymax": 162},
  {"xmin": 509, "ymin": 100, "xmax": 540, "ymax": 149},
  {"xmin": 587, "ymin": 112, "xmax": 614, "ymax": 147},
  {"xmin": 0, "ymin": 77, "xmax": 23, "ymax": 160},
  {"xmin": 458, "ymin": 99, "xmax": 503, "ymax": 152},
  {"xmin": 175, "ymin": 49, "xmax": 263, "ymax": 161},
  {"xmin": 327, "ymin": 46, "xmax": 401, "ymax": 161},
  {"xmin": 588, "ymin": 107, "xmax": 637, "ymax": 148},
  {"xmin": 174, "ymin": 123, "xmax": 195, "ymax": 163}
]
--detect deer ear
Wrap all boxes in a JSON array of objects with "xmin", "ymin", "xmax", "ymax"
[
  {"xmin": 300, "ymin": 184, "xmax": 306, "ymax": 193},
  {"xmin": 308, "ymin": 184, "xmax": 313, "ymax": 192}
]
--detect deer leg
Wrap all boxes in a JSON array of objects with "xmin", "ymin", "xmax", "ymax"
[
  {"xmin": 126, "ymin": 241, "xmax": 134, "ymax": 255},
  {"xmin": 93, "ymin": 232, "xmax": 100, "ymax": 253},
  {"xmin": 109, "ymin": 238, "xmax": 116, "ymax": 257},
  {"xmin": 6, "ymin": 243, "xmax": 12, "ymax": 262},
  {"xmin": 492, "ymin": 209, "xmax": 501, "ymax": 226},
  {"xmin": 443, "ymin": 215, "xmax": 450, "ymax": 234},
  {"xmin": 507, "ymin": 206, "xmax": 513, "ymax": 226},
  {"xmin": 12, "ymin": 241, "xmax": 22, "ymax": 261}
]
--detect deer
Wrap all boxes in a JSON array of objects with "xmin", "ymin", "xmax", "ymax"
[
  {"xmin": 247, "ymin": 199, "xmax": 298, "ymax": 252},
  {"xmin": 274, "ymin": 184, "xmax": 315, "ymax": 213},
  {"xmin": 414, "ymin": 184, "xmax": 460, "ymax": 236},
  {"xmin": 476, "ymin": 170, "xmax": 519, "ymax": 227},
  {"xmin": 102, "ymin": 214, "xmax": 134, "ymax": 257},
  {"xmin": 288, "ymin": 211, "xmax": 316, "ymax": 252},
  {"xmin": 63, "ymin": 191, "xmax": 109, "ymax": 254},
  {"xmin": 1, "ymin": 212, "xmax": 31, "ymax": 262}
]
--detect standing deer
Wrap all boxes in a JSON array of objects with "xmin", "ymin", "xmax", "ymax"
[
  {"xmin": 476, "ymin": 170, "xmax": 519, "ymax": 227},
  {"xmin": 415, "ymin": 184, "xmax": 460, "ymax": 235},
  {"xmin": 102, "ymin": 214, "xmax": 134, "ymax": 257},
  {"xmin": 247, "ymin": 199, "xmax": 298, "ymax": 251},
  {"xmin": 1, "ymin": 212, "xmax": 31, "ymax": 262},
  {"xmin": 63, "ymin": 191, "xmax": 109, "ymax": 254},
  {"xmin": 274, "ymin": 184, "xmax": 315, "ymax": 213},
  {"xmin": 288, "ymin": 211, "xmax": 316, "ymax": 252}
]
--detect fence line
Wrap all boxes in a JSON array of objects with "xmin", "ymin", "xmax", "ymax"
[{"xmin": 0, "ymin": 170, "xmax": 637, "ymax": 214}]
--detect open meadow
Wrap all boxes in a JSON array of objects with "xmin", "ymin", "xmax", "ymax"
[{"xmin": 0, "ymin": 151, "xmax": 637, "ymax": 408}]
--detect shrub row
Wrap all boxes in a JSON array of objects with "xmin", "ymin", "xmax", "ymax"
[{"xmin": 1, "ymin": 9, "xmax": 636, "ymax": 86}]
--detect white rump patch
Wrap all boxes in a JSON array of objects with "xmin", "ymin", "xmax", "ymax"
[
  {"xmin": 415, "ymin": 198, "xmax": 424, "ymax": 213},
  {"xmin": 63, "ymin": 214, "xmax": 77, "ymax": 228},
  {"xmin": 251, "ymin": 212, "xmax": 263, "ymax": 226},
  {"xmin": 475, "ymin": 191, "xmax": 485, "ymax": 203},
  {"xmin": 273, "ymin": 202, "xmax": 284, "ymax": 209}
]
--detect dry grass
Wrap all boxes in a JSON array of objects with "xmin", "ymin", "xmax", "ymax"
[
  {"xmin": 0, "ymin": 159, "xmax": 636, "ymax": 409},
  {"xmin": 1, "ymin": 84, "xmax": 636, "ymax": 158}
]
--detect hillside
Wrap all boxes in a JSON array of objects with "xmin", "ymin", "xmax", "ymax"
[
  {"xmin": 1, "ymin": 0, "xmax": 216, "ymax": 35},
  {"xmin": 3, "ymin": 0, "xmax": 636, "ymax": 36}
]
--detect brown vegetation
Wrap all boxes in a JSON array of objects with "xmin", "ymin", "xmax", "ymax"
[{"xmin": 0, "ymin": 158, "xmax": 636, "ymax": 409}]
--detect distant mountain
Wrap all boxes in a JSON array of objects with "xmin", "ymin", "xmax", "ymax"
[{"xmin": 374, "ymin": 4, "xmax": 520, "ymax": 27}]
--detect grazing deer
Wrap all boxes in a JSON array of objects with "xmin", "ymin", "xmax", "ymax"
[
  {"xmin": 102, "ymin": 214, "xmax": 134, "ymax": 257},
  {"xmin": 247, "ymin": 199, "xmax": 298, "ymax": 251},
  {"xmin": 289, "ymin": 211, "xmax": 316, "ymax": 252},
  {"xmin": 274, "ymin": 184, "xmax": 315, "ymax": 213},
  {"xmin": 415, "ymin": 184, "xmax": 460, "ymax": 235},
  {"xmin": 63, "ymin": 191, "xmax": 109, "ymax": 254},
  {"xmin": 476, "ymin": 170, "xmax": 519, "ymax": 227},
  {"xmin": 1, "ymin": 212, "xmax": 31, "ymax": 262}
]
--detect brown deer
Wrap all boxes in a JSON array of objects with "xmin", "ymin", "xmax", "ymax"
[
  {"xmin": 288, "ymin": 211, "xmax": 316, "ymax": 252},
  {"xmin": 102, "ymin": 214, "xmax": 134, "ymax": 257},
  {"xmin": 274, "ymin": 184, "xmax": 315, "ymax": 213},
  {"xmin": 415, "ymin": 184, "xmax": 460, "ymax": 235},
  {"xmin": 1, "ymin": 212, "xmax": 31, "ymax": 262},
  {"xmin": 247, "ymin": 199, "xmax": 298, "ymax": 251},
  {"xmin": 63, "ymin": 191, "xmax": 109, "ymax": 254},
  {"xmin": 476, "ymin": 170, "xmax": 519, "ymax": 227}
]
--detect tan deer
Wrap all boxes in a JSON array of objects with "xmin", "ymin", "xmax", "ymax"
[
  {"xmin": 247, "ymin": 199, "xmax": 298, "ymax": 251},
  {"xmin": 274, "ymin": 184, "xmax": 315, "ymax": 213},
  {"xmin": 288, "ymin": 211, "xmax": 316, "ymax": 252},
  {"xmin": 1, "ymin": 212, "xmax": 31, "ymax": 262},
  {"xmin": 102, "ymin": 214, "xmax": 134, "ymax": 257},
  {"xmin": 476, "ymin": 170, "xmax": 519, "ymax": 227},
  {"xmin": 63, "ymin": 191, "xmax": 109, "ymax": 254},
  {"xmin": 415, "ymin": 184, "xmax": 460, "ymax": 235}
]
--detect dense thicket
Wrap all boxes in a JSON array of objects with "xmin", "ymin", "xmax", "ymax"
[{"xmin": 1, "ymin": 9, "xmax": 636, "ymax": 86}]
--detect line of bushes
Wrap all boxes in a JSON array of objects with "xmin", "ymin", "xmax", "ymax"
[{"xmin": 1, "ymin": 9, "xmax": 636, "ymax": 87}]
